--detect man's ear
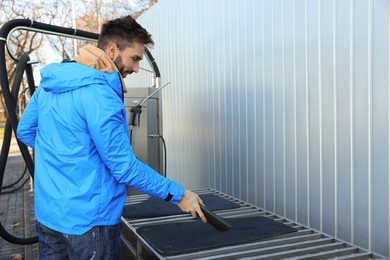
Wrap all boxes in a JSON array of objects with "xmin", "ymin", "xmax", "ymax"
[{"xmin": 106, "ymin": 42, "xmax": 119, "ymax": 59}]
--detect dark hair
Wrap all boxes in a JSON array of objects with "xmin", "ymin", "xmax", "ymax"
[{"xmin": 97, "ymin": 15, "xmax": 154, "ymax": 51}]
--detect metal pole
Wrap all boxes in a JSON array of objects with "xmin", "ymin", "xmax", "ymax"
[{"xmin": 71, "ymin": 0, "xmax": 77, "ymax": 56}]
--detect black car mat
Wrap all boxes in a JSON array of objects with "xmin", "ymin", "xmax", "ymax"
[
  {"xmin": 122, "ymin": 193, "xmax": 240, "ymax": 219},
  {"xmin": 137, "ymin": 216, "xmax": 297, "ymax": 255}
]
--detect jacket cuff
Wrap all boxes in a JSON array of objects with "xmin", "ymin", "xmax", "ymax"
[{"xmin": 165, "ymin": 181, "xmax": 184, "ymax": 204}]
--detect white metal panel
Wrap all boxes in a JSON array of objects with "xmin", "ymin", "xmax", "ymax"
[
  {"xmin": 371, "ymin": 0, "xmax": 390, "ymax": 255},
  {"xmin": 131, "ymin": 0, "xmax": 390, "ymax": 257},
  {"xmin": 335, "ymin": 0, "xmax": 354, "ymax": 244},
  {"xmin": 353, "ymin": 0, "xmax": 371, "ymax": 250}
]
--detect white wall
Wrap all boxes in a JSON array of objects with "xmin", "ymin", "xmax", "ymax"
[{"xmin": 126, "ymin": 0, "xmax": 390, "ymax": 257}]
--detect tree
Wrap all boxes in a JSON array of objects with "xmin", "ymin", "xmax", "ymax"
[{"xmin": 0, "ymin": 0, "xmax": 50, "ymax": 121}]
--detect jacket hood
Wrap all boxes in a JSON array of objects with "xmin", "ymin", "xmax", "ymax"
[{"xmin": 39, "ymin": 61, "xmax": 123, "ymax": 97}]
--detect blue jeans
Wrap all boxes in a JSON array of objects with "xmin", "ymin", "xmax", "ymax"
[{"xmin": 36, "ymin": 221, "xmax": 121, "ymax": 260}]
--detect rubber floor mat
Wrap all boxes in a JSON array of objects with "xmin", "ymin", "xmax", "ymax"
[
  {"xmin": 137, "ymin": 216, "xmax": 297, "ymax": 255},
  {"xmin": 122, "ymin": 194, "xmax": 240, "ymax": 219}
]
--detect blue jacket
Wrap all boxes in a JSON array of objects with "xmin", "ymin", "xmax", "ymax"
[{"xmin": 17, "ymin": 62, "xmax": 184, "ymax": 235}]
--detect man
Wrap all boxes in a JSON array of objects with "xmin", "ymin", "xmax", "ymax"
[{"xmin": 17, "ymin": 15, "xmax": 206, "ymax": 259}]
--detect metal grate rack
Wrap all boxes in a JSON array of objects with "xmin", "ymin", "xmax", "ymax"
[{"xmin": 120, "ymin": 188, "xmax": 386, "ymax": 260}]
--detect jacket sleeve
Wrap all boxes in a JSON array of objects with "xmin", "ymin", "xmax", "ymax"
[
  {"xmin": 80, "ymin": 84, "xmax": 184, "ymax": 204},
  {"xmin": 16, "ymin": 87, "xmax": 41, "ymax": 149}
]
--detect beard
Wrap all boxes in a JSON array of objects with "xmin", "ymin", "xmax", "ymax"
[{"xmin": 113, "ymin": 54, "xmax": 132, "ymax": 78}]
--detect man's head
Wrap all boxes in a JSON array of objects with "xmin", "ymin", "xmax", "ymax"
[{"xmin": 97, "ymin": 16, "xmax": 154, "ymax": 78}]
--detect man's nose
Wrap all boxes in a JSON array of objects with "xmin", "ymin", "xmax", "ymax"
[{"xmin": 133, "ymin": 63, "xmax": 139, "ymax": 73}]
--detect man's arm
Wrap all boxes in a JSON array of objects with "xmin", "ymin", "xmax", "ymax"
[
  {"xmin": 16, "ymin": 87, "xmax": 41, "ymax": 148},
  {"xmin": 80, "ymin": 84, "xmax": 206, "ymax": 222}
]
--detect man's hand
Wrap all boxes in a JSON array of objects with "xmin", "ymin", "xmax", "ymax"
[{"xmin": 177, "ymin": 190, "xmax": 207, "ymax": 223}]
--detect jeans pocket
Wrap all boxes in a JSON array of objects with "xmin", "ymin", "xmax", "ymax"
[
  {"xmin": 36, "ymin": 222, "xmax": 67, "ymax": 258},
  {"xmin": 67, "ymin": 226, "xmax": 99, "ymax": 260},
  {"xmin": 68, "ymin": 225, "xmax": 120, "ymax": 260}
]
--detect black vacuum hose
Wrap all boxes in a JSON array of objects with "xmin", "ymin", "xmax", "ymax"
[
  {"xmin": 0, "ymin": 51, "xmax": 35, "ymax": 177},
  {"xmin": 25, "ymin": 63, "xmax": 36, "ymax": 96},
  {"xmin": 0, "ymin": 19, "xmax": 99, "ymax": 63},
  {"xmin": 2, "ymin": 166, "xmax": 27, "ymax": 190},
  {"xmin": 0, "ymin": 54, "xmax": 31, "ymax": 186},
  {"xmin": 0, "ymin": 54, "xmax": 38, "ymax": 244},
  {"xmin": 144, "ymin": 48, "xmax": 161, "ymax": 78}
]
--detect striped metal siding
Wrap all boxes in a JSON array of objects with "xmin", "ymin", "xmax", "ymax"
[{"xmin": 125, "ymin": 0, "xmax": 390, "ymax": 257}]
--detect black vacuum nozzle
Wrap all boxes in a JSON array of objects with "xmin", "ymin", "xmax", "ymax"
[
  {"xmin": 130, "ymin": 105, "xmax": 142, "ymax": 127},
  {"xmin": 200, "ymin": 205, "xmax": 231, "ymax": 231}
]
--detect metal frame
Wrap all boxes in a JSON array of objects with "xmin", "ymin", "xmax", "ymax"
[
  {"xmin": 120, "ymin": 188, "xmax": 386, "ymax": 260},
  {"xmin": 5, "ymin": 25, "xmax": 98, "ymax": 63}
]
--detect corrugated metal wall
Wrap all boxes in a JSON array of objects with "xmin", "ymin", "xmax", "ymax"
[{"xmin": 125, "ymin": 0, "xmax": 390, "ymax": 257}]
